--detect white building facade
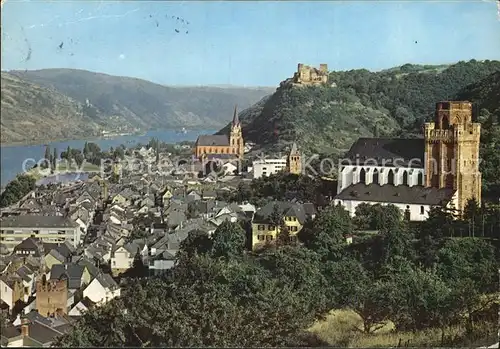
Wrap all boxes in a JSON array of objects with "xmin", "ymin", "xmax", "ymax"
[
  {"xmin": 334, "ymin": 138, "xmax": 457, "ymax": 220},
  {"xmin": 0, "ymin": 215, "xmax": 81, "ymax": 252},
  {"xmin": 252, "ymin": 158, "xmax": 287, "ymax": 179}
]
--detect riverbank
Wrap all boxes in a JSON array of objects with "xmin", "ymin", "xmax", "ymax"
[
  {"xmin": 25, "ymin": 163, "xmax": 102, "ymax": 181},
  {"xmin": 0, "ymin": 128, "xmax": 217, "ymax": 186},
  {"xmin": 1, "ymin": 134, "xmax": 133, "ymax": 147},
  {"xmin": 0, "ymin": 126, "xmax": 220, "ymax": 147}
]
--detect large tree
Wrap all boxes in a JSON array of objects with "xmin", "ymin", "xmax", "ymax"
[
  {"xmin": 211, "ymin": 221, "xmax": 246, "ymax": 259},
  {"xmin": 55, "ymin": 255, "xmax": 324, "ymax": 347},
  {"xmin": 298, "ymin": 203, "xmax": 352, "ymax": 260}
]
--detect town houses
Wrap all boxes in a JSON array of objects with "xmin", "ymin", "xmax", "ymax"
[{"xmin": 0, "ymin": 100, "xmax": 487, "ymax": 347}]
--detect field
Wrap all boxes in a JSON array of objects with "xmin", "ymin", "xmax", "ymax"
[{"xmin": 309, "ymin": 309, "xmax": 497, "ymax": 348}]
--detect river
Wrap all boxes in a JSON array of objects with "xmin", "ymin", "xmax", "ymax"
[{"xmin": 0, "ymin": 129, "xmax": 216, "ymax": 186}]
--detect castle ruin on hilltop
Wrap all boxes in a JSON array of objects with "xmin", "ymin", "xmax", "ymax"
[{"xmin": 292, "ymin": 63, "xmax": 329, "ymax": 86}]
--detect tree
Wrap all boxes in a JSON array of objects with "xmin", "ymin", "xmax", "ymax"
[
  {"xmin": 178, "ymin": 229, "xmax": 213, "ymax": 258},
  {"xmin": 155, "ymin": 142, "xmax": 160, "ymax": 164},
  {"xmin": 73, "ymin": 152, "xmax": 85, "ymax": 167},
  {"xmin": 383, "ymin": 262, "xmax": 456, "ymax": 332},
  {"xmin": 353, "ymin": 203, "xmax": 373, "ymax": 230},
  {"xmin": 0, "ymin": 175, "xmax": 36, "ymax": 208},
  {"xmin": 52, "ymin": 147, "xmax": 58, "ymax": 169},
  {"xmin": 53, "ymin": 299, "xmax": 141, "ymax": 347},
  {"xmin": 122, "ymin": 248, "xmax": 148, "ymax": 278},
  {"xmin": 113, "ymin": 147, "xmax": 125, "ymax": 161},
  {"xmin": 269, "ymin": 203, "xmax": 283, "ymax": 227},
  {"xmin": 83, "ymin": 142, "xmax": 89, "ymax": 158},
  {"xmin": 365, "ymin": 225, "xmax": 416, "ymax": 275},
  {"xmin": 268, "ymin": 203, "xmax": 291, "ymax": 246},
  {"xmin": 323, "ymin": 256, "xmax": 392, "ymax": 333},
  {"xmin": 56, "ymin": 255, "xmax": 326, "ymax": 347},
  {"xmin": 256, "ymin": 245, "xmax": 330, "ymax": 319},
  {"xmin": 211, "ymin": 221, "xmax": 246, "ymax": 259},
  {"xmin": 436, "ymin": 237, "xmax": 497, "ymax": 292},
  {"xmin": 0, "ymin": 312, "xmax": 8, "ymax": 334},
  {"xmin": 353, "ymin": 203, "xmax": 402, "ymax": 231},
  {"xmin": 43, "ymin": 145, "xmax": 51, "ymax": 169},
  {"xmin": 416, "ymin": 205, "xmax": 456, "ymax": 269},
  {"xmin": 186, "ymin": 204, "xmax": 199, "ymax": 219},
  {"xmin": 298, "ymin": 203, "xmax": 352, "ymax": 260},
  {"xmin": 276, "ymin": 226, "xmax": 291, "ymax": 246},
  {"xmin": 464, "ymin": 198, "xmax": 481, "ymax": 222}
]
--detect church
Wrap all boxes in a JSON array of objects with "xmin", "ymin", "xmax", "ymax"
[
  {"xmin": 194, "ymin": 106, "xmax": 244, "ymax": 160},
  {"xmin": 334, "ymin": 101, "xmax": 481, "ymax": 221}
]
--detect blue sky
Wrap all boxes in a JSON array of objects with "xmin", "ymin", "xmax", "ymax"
[{"xmin": 2, "ymin": 0, "xmax": 499, "ymax": 86}]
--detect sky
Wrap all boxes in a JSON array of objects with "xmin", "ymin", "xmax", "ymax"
[{"xmin": 1, "ymin": 0, "xmax": 500, "ymax": 87}]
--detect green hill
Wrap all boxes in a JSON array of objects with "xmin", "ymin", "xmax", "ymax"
[
  {"xmin": 454, "ymin": 71, "xmax": 500, "ymax": 200},
  {"xmin": 455, "ymin": 71, "xmax": 500, "ymax": 114},
  {"xmin": 219, "ymin": 60, "xmax": 500, "ymax": 155},
  {"xmin": 1, "ymin": 69, "xmax": 274, "ymax": 144}
]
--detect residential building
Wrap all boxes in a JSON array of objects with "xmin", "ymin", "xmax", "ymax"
[
  {"xmin": 251, "ymin": 201, "xmax": 317, "ymax": 250},
  {"xmin": 0, "ymin": 215, "xmax": 80, "ymax": 252},
  {"xmin": 252, "ymin": 143, "xmax": 302, "ymax": 179},
  {"xmin": 12, "ymin": 238, "xmax": 44, "ymax": 258},
  {"xmin": 0, "ymin": 276, "xmax": 24, "ymax": 313},
  {"xmin": 1, "ymin": 316, "xmax": 71, "ymax": 347},
  {"xmin": 148, "ymin": 251, "xmax": 176, "ymax": 276},
  {"xmin": 49, "ymin": 264, "xmax": 91, "ymax": 291},
  {"xmin": 252, "ymin": 158, "xmax": 287, "ymax": 179},
  {"xmin": 110, "ymin": 242, "xmax": 147, "ymax": 276},
  {"xmin": 68, "ymin": 297, "xmax": 95, "ymax": 317},
  {"xmin": 82, "ymin": 273, "xmax": 120, "ymax": 305},
  {"xmin": 43, "ymin": 250, "xmax": 66, "ymax": 272}
]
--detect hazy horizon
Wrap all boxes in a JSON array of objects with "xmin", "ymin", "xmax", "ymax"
[{"xmin": 2, "ymin": 1, "xmax": 500, "ymax": 86}]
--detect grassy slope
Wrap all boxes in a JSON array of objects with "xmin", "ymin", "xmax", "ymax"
[{"xmin": 309, "ymin": 308, "xmax": 498, "ymax": 348}]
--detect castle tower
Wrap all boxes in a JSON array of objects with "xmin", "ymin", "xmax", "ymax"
[
  {"xmin": 287, "ymin": 142, "xmax": 302, "ymax": 175},
  {"xmin": 424, "ymin": 101, "xmax": 481, "ymax": 212},
  {"xmin": 229, "ymin": 105, "xmax": 244, "ymax": 158},
  {"xmin": 36, "ymin": 274, "xmax": 68, "ymax": 317}
]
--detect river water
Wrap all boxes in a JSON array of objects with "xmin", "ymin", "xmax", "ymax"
[{"xmin": 0, "ymin": 129, "xmax": 215, "ymax": 186}]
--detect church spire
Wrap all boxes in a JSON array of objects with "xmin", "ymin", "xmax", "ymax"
[{"xmin": 232, "ymin": 105, "xmax": 239, "ymax": 126}]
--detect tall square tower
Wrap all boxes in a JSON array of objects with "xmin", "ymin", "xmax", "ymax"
[{"xmin": 424, "ymin": 101, "xmax": 481, "ymax": 211}]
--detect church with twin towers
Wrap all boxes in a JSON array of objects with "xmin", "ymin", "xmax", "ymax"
[{"xmin": 334, "ymin": 101, "xmax": 481, "ymax": 221}]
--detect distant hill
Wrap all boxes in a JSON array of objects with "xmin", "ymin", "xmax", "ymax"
[
  {"xmin": 0, "ymin": 68, "xmax": 274, "ymax": 144},
  {"xmin": 1, "ymin": 72, "xmax": 102, "ymax": 144},
  {"xmin": 218, "ymin": 59, "xmax": 500, "ymax": 155}
]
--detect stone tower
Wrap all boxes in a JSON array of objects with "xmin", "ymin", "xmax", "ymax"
[
  {"xmin": 229, "ymin": 105, "xmax": 244, "ymax": 158},
  {"xmin": 287, "ymin": 142, "xmax": 302, "ymax": 175},
  {"xmin": 36, "ymin": 274, "xmax": 68, "ymax": 317},
  {"xmin": 424, "ymin": 101, "xmax": 481, "ymax": 212}
]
